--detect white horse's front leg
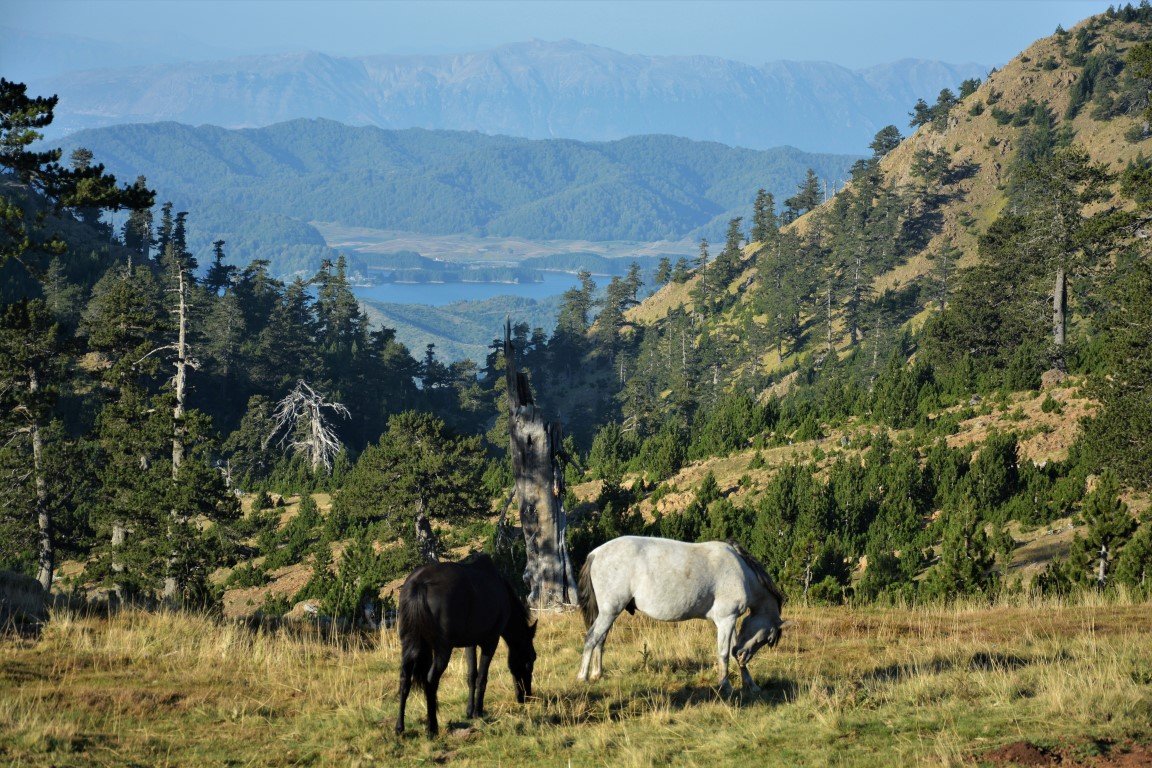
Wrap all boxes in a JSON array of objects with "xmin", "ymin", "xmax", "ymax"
[
  {"xmin": 713, "ymin": 614, "xmax": 737, "ymax": 695},
  {"xmin": 738, "ymin": 661, "xmax": 761, "ymax": 692}
]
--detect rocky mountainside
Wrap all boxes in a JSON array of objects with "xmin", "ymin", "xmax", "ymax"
[{"xmin": 31, "ymin": 39, "xmax": 985, "ymax": 153}]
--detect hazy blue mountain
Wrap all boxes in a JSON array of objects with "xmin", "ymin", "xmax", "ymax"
[
  {"xmin": 0, "ymin": 26, "xmax": 234, "ymax": 82},
  {"xmin": 58, "ymin": 120, "xmax": 859, "ymax": 271},
  {"xmin": 361, "ymin": 294, "xmax": 565, "ymax": 364},
  {"xmin": 33, "ymin": 40, "xmax": 986, "ymax": 153}
]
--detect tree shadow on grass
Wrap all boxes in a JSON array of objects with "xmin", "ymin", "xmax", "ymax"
[{"xmin": 860, "ymin": 650, "xmax": 1049, "ymax": 686}]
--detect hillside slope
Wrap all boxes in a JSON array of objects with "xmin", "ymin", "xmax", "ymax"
[{"xmin": 629, "ymin": 12, "xmax": 1152, "ymax": 359}]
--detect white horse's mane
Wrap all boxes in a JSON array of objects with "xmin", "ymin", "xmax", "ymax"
[{"xmin": 726, "ymin": 540, "xmax": 787, "ymax": 607}]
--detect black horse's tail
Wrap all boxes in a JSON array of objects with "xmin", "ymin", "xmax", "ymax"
[
  {"xmin": 578, "ymin": 553, "xmax": 598, "ymax": 630},
  {"xmin": 397, "ymin": 577, "xmax": 434, "ymax": 691}
]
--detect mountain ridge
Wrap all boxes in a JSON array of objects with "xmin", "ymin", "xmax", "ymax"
[
  {"xmin": 29, "ymin": 38, "xmax": 987, "ymax": 153},
  {"xmin": 56, "ymin": 121, "xmax": 859, "ymax": 272}
]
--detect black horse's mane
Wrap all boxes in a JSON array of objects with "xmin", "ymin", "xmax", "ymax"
[{"xmin": 726, "ymin": 540, "xmax": 787, "ymax": 607}]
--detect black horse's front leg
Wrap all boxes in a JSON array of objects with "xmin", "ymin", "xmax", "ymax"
[
  {"xmin": 473, "ymin": 640, "xmax": 498, "ymax": 717},
  {"xmin": 464, "ymin": 646, "xmax": 478, "ymax": 718}
]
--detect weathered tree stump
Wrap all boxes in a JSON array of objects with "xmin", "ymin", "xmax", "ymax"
[{"xmin": 505, "ymin": 321, "xmax": 577, "ymax": 608}]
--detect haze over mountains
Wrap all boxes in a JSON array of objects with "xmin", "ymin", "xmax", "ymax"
[{"xmin": 22, "ymin": 37, "xmax": 987, "ymax": 153}]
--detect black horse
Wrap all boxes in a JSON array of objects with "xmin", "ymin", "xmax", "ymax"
[{"xmin": 395, "ymin": 554, "xmax": 537, "ymax": 737}]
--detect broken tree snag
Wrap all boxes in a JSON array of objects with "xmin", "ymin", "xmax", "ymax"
[{"xmin": 504, "ymin": 320, "xmax": 577, "ymax": 609}]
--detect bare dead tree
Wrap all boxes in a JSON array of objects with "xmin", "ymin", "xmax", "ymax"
[
  {"xmin": 136, "ymin": 253, "xmax": 201, "ymax": 603},
  {"xmin": 265, "ymin": 380, "xmax": 349, "ymax": 474},
  {"xmin": 415, "ymin": 506, "xmax": 440, "ymax": 563},
  {"xmin": 505, "ymin": 320, "xmax": 577, "ymax": 609}
]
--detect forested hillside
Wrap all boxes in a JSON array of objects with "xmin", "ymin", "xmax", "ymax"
[
  {"xmin": 53, "ymin": 122, "xmax": 857, "ymax": 275},
  {"xmin": 2, "ymin": 6, "xmax": 1151, "ymax": 628}
]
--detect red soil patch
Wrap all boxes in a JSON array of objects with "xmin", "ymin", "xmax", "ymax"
[
  {"xmin": 983, "ymin": 741, "xmax": 1057, "ymax": 766},
  {"xmin": 981, "ymin": 740, "xmax": 1152, "ymax": 767}
]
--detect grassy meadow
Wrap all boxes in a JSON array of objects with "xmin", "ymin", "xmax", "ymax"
[{"xmin": 2, "ymin": 596, "xmax": 1151, "ymax": 767}]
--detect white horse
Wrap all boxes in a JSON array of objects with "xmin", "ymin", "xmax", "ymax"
[{"xmin": 576, "ymin": 535, "xmax": 786, "ymax": 693}]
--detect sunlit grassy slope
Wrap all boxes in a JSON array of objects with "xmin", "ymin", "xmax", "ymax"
[{"xmin": 3, "ymin": 598, "xmax": 1150, "ymax": 767}]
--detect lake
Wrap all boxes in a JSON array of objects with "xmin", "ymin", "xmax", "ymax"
[{"xmin": 350, "ymin": 271, "xmax": 583, "ymax": 306}]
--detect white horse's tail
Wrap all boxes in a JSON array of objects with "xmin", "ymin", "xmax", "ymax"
[{"xmin": 578, "ymin": 553, "xmax": 598, "ymax": 629}]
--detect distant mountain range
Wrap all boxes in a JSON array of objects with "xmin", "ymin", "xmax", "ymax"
[
  {"xmin": 25, "ymin": 38, "xmax": 987, "ymax": 153},
  {"xmin": 57, "ymin": 120, "xmax": 858, "ymax": 272}
]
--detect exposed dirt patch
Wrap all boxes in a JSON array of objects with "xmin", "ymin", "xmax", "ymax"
[
  {"xmin": 983, "ymin": 740, "xmax": 1057, "ymax": 765},
  {"xmin": 980, "ymin": 740, "xmax": 1152, "ymax": 767}
]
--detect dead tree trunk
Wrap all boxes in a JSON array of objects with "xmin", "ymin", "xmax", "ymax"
[
  {"xmin": 29, "ymin": 370, "xmax": 52, "ymax": 593},
  {"xmin": 415, "ymin": 508, "xmax": 440, "ymax": 563},
  {"xmin": 505, "ymin": 320, "xmax": 577, "ymax": 609},
  {"xmin": 1052, "ymin": 266, "xmax": 1067, "ymax": 373},
  {"xmin": 163, "ymin": 262, "xmax": 190, "ymax": 603}
]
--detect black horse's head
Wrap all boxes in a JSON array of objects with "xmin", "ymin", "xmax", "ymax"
[{"xmin": 507, "ymin": 618, "xmax": 537, "ymax": 702}]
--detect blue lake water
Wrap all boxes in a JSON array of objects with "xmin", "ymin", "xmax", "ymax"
[{"xmin": 351, "ymin": 271, "xmax": 583, "ymax": 306}]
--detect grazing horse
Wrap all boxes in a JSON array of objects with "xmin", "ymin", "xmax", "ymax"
[
  {"xmin": 395, "ymin": 554, "xmax": 537, "ymax": 737},
  {"xmin": 577, "ymin": 536, "xmax": 785, "ymax": 693}
]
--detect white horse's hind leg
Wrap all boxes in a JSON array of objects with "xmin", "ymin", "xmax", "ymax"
[
  {"xmin": 577, "ymin": 612, "xmax": 618, "ymax": 682},
  {"xmin": 713, "ymin": 614, "xmax": 737, "ymax": 695},
  {"xmin": 591, "ymin": 636, "xmax": 605, "ymax": 679}
]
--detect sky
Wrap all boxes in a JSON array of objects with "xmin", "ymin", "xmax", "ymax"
[{"xmin": 6, "ymin": 0, "xmax": 1117, "ymax": 69}]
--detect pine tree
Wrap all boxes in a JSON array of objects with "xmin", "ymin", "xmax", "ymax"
[
  {"xmin": 922, "ymin": 504, "xmax": 996, "ymax": 600},
  {"xmin": 868, "ymin": 125, "xmax": 902, "ymax": 158},
  {"xmin": 783, "ymin": 169, "xmax": 822, "ymax": 221},
  {"xmin": 1074, "ymin": 472, "xmax": 1136, "ymax": 587},
  {"xmin": 0, "ymin": 300, "xmax": 62, "ymax": 589},
  {"xmin": 654, "ymin": 256, "xmax": 672, "ymax": 286},
  {"xmin": 329, "ymin": 411, "xmax": 487, "ymax": 538},
  {"xmin": 0, "ymin": 79, "xmax": 61, "ymax": 189},
  {"xmin": 204, "ymin": 240, "xmax": 236, "ymax": 294},
  {"xmin": 751, "ymin": 189, "xmax": 778, "ymax": 244}
]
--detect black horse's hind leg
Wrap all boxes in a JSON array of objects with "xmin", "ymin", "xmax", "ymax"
[
  {"xmin": 396, "ymin": 643, "xmax": 426, "ymax": 734},
  {"xmin": 473, "ymin": 639, "xmax": 498, "ymax": 717},
  {"xmin": 424, "ymin": 645, "xmax": 453, "ymax": 738},
  {"xmin": 464, "ymin": 646, "xmax": 478, "ymax": 718},
  {"xmin": 396, "ymin": 663, "xmax": 411, "ymax": 734}
]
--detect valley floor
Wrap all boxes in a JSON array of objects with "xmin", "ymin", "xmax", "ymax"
[{"xmin": 2, "ymin": 599, "xmax": 1151, "ymax": 767}]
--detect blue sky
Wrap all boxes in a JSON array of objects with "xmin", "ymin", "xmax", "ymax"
[{"xmin": 9, "ymin": 0, "xmax": 1115, "ymax": 68}]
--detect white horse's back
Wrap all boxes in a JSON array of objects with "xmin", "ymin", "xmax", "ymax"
[{"xmin": 588, "ymin": 536, "xmax": 750, "ymax": 622}]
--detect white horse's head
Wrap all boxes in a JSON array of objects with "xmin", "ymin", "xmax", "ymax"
[{"xmin": 732, "ymin": 608, "xmax": 785, "ymax": 666}]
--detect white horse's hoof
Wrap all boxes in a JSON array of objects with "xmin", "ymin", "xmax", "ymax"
[
  {"xmin": 589, "ymin": 672, "xmax": 602, "ymax": 682},
  {"xmin": 576, "ymin": 672, "xmax": 587, "ymax": 682}
]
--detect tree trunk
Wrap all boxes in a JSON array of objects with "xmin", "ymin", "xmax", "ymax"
[
  {"xmin": 826, "ymin": 277, "xmax": 834, "ymax": 355},
  {"xmin": 111, "ymin": 520, "xmax": 127, "ymax": 604},
  {"xmin": 30, "ymin": 370, "xmax": 52, "ymax": 593},
  {"xmin": 1097, "ymin": 544, "xmax": 1108, "ymax": 587},
  {"xmin": 163, "ymin": 264, "xmax": 189, "ymax": 603},
  {"xmin": 1052, "ymin": 267, "xmax": 1067, "ymax": 372},
  {"xmin": 505, "ymin": 320, "xmax": 576, "ymax": 609}
]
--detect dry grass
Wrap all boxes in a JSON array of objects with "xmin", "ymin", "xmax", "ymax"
[{"xmin": 2, "ymin": 596, "xmax": 1150, "ymax": 767}]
